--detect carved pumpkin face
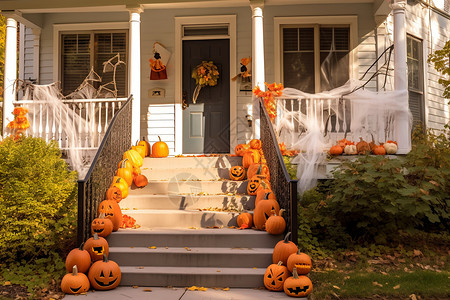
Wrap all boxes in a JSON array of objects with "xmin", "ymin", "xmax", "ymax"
[
  {"xmin": 283, "ymin": 268, "xmax": 313, "ymax": 297},
  {"xmin": 84, "ymin": 233, "xmax": 109, "ymax": 261},
  {"xmin": 253, "ymin": 195, "xmax": 280, "ymax": 230},
  {"xmin": 247, "ymin": 175, "xmax": 268, "ymax": 196},
  {"xmin": 229, "ymin": 166, "xmax": 246, "ymax": 181},
  {"xmin": 98, "ymin": 200, "xmax": 123, "ymax": 231},
  {"xmin": 235, "ymin": 143, "xmax": 249, "ymax": 156},
  {"xmin": 88, "ymin": 255, "xmax": 121, "ymax": 290},
  {"xmin": 61, "ymin": 265, "xmax": 90, "ymax": 294},
  {"xmin": 105, "ymin": 186, "xmax": 122, "ymax": 203},
  {"xmin": 287, "ymin": 250, "xmax": 312, "ymax": 274},
  {"xmin": 91, "ymin": 214, "xmax": 114, "ymax": 238},
  {"xmin": 264, "ymin": 261, "xmax": 289, "ymax": 291}
]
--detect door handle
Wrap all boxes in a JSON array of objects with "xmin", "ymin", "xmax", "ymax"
[{"xmin": 182, "ymin": 91, "xmax": 189, "ymax": 110}]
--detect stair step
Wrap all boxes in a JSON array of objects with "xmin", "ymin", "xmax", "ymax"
[
  {"xmin": 119, "ymin": 266, "xmax": 265, "ymax": 288},
  {"xmin": 141, "ymin": 167, "xmax": 231, "ymax": 181},
  {"xmin": 107, "ymin": 228, "xmax": 281, "ymax": 248},
  {"xmin": 120, "ymin": 194, "xmax": 255, "ymax": 211},
  {"xmin": 109, "ymin": 246, "xmax": 272, "ymax": 268},
  {"xmin": 143, "ymin": 156, "xmax": 242, "ymax": 169},
  {"xmin": 123, "ymin": 209, "xmax": 239, "ymax": 228},
  {"xmin": 130, "ymin": 180, "xmax": 248, "ymax": 195}
]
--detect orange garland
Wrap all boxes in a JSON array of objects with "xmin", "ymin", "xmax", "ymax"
[{"xmin": 253, "ymin": 82, "xmax": 284, "ymax": 121}]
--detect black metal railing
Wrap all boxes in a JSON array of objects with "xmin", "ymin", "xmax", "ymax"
[
  {"xmin": 77, "ymin": 96, "xmax": 132, "ymax": 244},
  {"xmin": 259, "ymin": 99, "xmax": 299, "ymax": 243}
]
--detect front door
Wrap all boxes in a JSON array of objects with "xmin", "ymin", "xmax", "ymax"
[{"xmin": 182, "ymin": 39, "xmax": 230, "ymax": 154}]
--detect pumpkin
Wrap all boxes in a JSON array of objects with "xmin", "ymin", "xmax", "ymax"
[
  {"xmin": 242, "ymin": 149, "xmax": 261, "ymax": 169},
  {"xmin": 329, "ymin": 144, "xmax": 343, "ymax": 155},
  {"xmin": 132, "ymin": 165, "xmax": 141, "ymax": 179},
  {"xmin": 264, "ymin": 261, "xmax": 290, "ymax": 291},
  {"xmin": 273, "ymin": 232, "xmax": 298, "ymax": 265},
  {"xmin": 117, "ymin": 158, "xmax": 133, "ymax": 171},
  {"xmin": 229, "ymin": 165, "xmax": 246, "ymax": 181},
  {"xmin": 255, "ymin": 188, "xmax": 276, "ymax": 207},
  {"xmin": 337, "ymin": 138, "xmax": 351, "ymax": 149},
  {"xmin": 123, "ymin": 149, "xmax": 143, "ymax": 167},
  {"xmin": 237, "ymin": 212, "xmax": 253, "ymax": 229},
  {"xmin": 61, "ymin": 265, "xmax": 90, "ymax": 295},
  {"xmin": 131, "ymin": 143, "xmax": 146, "ymax": 159},
  {"xmin": 116, "ymin": 160, "xmax": 133, "ymax": 186},
  {"xmin": 235, "ymin": 143, "xmax": 250, "ymax": 156},
  {"xmin": 253, "ymin": 193, "xmax": 280, "ymax": 230},
  {"xmin": 283, "ymin": 268, "xmax": 313, "ymax": 297},
  {"xmin": 384, "ymin": 141, "xmax": 398, "ymax": 154},
  {"xmin": 84, "ymin": 233, "xmax": 109, "ymax": 262},
  {"xmin": 152, "ymin": 136, "xmax": 169, "ymax": 157},
  {"xmin": 105, "ymin": 186, "xmax": 122, "ymax": 203},
  {"xmin": 247, "ymin": 174, "xmax": 270, "ymax": 196},
  {"xmin": 91, "ymin": 213, "xmax": 114, "ymax": 238},
  {"xmin": 65, "ymin": 243, "xmax": 91, "ymax": 274},
  {"xmin": 134, "ymin": 174, "xmax": 148, "ymax": 188},
  {"xmin": 138, "ymin": 137, "xmax": 151, "ymax": 157},
  {"xmin": 373, "ymin": 144, "xmax": 386, "ymax": 155},
  {"xmin": 287, "ymin": 250, "xmax": 312, "ymax": 274},
  {"xmin": 98, "ymin": 200, "xmax": 123, "ymax": 231},
  {"xmin": 111, "ymin": 177, "xmax": 129, "ymax": 199},
  {"xmin": 344, "ymin": 144, "xmax": 357, "ymax": 155},
  {"xmin": 88, "ymin": 254, "xmax": 121, "ymax": 290},
  {"xmin": 247, "ymin": 163, "xmax": 270, "ymax": 181},
  {"xmin": 249, "ymin": 139, "xmax": 262, "ymax": 150},
  {"xmin": 265, "ymin": 209, "xmax": 286, "ymax": 235},
  {"xmin": 356, "ymin": 138, "xmax": 370, "ymax": 154}
]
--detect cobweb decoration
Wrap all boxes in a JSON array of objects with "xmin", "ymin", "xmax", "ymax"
[{"xmin": 97, "ymin": 53, "xmax": 126, "ymax": 99}]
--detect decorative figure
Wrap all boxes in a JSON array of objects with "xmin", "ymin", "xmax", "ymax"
[
  {"xmin": 150, "ymin": 42, "xmax": 170, "ymax": 80},
  {"xmin": 232, "ymin": 57, "xmax": 252, "ymax": 81},
  {"xmin": 7, "ymin": 107, "xmax": 30, "ymax": 139}
]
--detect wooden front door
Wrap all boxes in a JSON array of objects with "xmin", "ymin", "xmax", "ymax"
[{"xmin": 182, "ymin": 39, "xmax": 230, "ymax": 154}]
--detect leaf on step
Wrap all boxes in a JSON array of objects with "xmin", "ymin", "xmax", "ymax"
[
  {"xmin": 184, "ymin": 247, "xmax": 192, "ymax": 251},
  {"xmin": 227, "ymin": 193, "xmax": 234, "ymax": 196},
  {"xmin": 143, "ymin": 288, "xmax": 152, "ymax": 292},
  {"xmin": 122, "ymin": 208, "xmax": 130, "ymax": 210},
  {"xmin": 187, "ymin": 286, "xmax": 207, "ymax": 291},
  {"xmin": 148, "ymin": 246, "xmax": 157, "ymax": 249},
  {"xmin": 132, "ymin": 286, "xmax": 139, "ymax": 288},
  {"xmin": 137, "ymin": 267, "xmax": 144, "ymax": 269},
  {"xmin": 222, "ymin": 287, "xmax": 230, "ymax": 291},
  {"xmin": 229, "ymin": 226, "xmax": 237, "ymax": 229},
  {"xmin": 133, "ymin": 208, "xmax": 138, "ymax": 210},
  {"xmin": 217, "ymin": 270, "xmax": 221, "ymax": 272},
  {"xmin": 393, "ymin": 284, "xmax": 400, "ymax": 290},
  {"xmin": 188, "ymin": 226, "xmax": 199, "ymax": 230},
  {"xmin": 253, "ymin": 267, "xmax": 257, "ymax": 269},
  {"xmin": 165, "ymin": 246, "xmax": 169, "ymax": 249}
]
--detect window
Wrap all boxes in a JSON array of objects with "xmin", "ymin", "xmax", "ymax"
[
  {"xmin": 282, "ymin": 25, "xmax": 350, "ymax": 93},
  {"xmin": 407, "ymin": 35, "xmax": 424, "ymax": 127},
  {"xmin": 61, "ymin": 31, "xmax": 128, "ymax": 97}
]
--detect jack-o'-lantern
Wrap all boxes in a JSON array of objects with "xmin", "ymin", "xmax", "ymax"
[
  {"xmin": 264, "ymin": 261, "xmax": 290, "ymax": 291},
  {"xmin": 265, "ymin": 209, "xmax": 286, "ymax": 235},
  {"xmin": 98, "ymin": 200, "xmax": 122, "ymax": 231},
  {"xmin": 91, "ymin": 213, "xmax": 114, "ymax": 238},
  {"xmin": 237, "ymin": 212, "xmax": 253, "ymax": 228},
  {"xmin": 235, "ymin": 143, "xmax": 250, "ymax": 156},
  {"xmin": 287, "ymin": 250, "xmax": 312, "ymax": 274},
  {"xmin": 253, "ymin": 193, "xmax": 280, "ymax": 230},
  {"xmin": 242, "ymin": 149, "xmax": 261, "ymax": 168},
  {"xmin": 61, "ymin": 265, "xmax": 90, "ymax": 295},
  {"xmin": 65, "ymin": 243, "xmax": 92, "ymax": 273},
  {"xmin": 105, "ymin": 186, "xmax": 122, "ymax": 203},
  {"xmin": 88, "ymin": 254, "xmax": 121, "ymax": 290},
  {"xmin": 247, "ymin": 175, "xmax": 270, "ymax": 196},
  {"xmin": 229, "ymin": 166, "xmax": 246, "ymax": 181},
  {"xmin": 283, "ymin": 268, "xmax": 313, "ymax": 297},
  {"xmin": 84, "ymin": 233, "xmax": 109, "ymax": 262},
  {"xmin": 273, "ymin": 232, "xmax": 298, "ymax": 265},
  {"xmin": 255, "ymin": 188, "xmax": 276, "ymax": 207},
  {"xmin": 247, "ymin": 163, "xmax": 270, "ymax": 181},
  {"xmin": 249, "ymin": 139, "xmax": 262, "ymax": 150}
]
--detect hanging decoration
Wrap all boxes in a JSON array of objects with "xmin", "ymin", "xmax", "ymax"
[
  {"xmin": 149, "ymin": 42, "xmax": 170, "ymax": 80},
  {"xmin": 232, "ymin": 57, "xmax": 252, "ymax": 81},
  {"xmin": 253, "ymin": 82, "xmax": 284, "ymax": 121},
  {"xmin": 191, "ymin": 61, "xmax": 219, "ymax": 104}
]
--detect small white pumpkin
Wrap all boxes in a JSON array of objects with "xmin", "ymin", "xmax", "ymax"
[
  {"xmin": 344, "ymin": 144, "xmax": 357, "ymax": 155},
  {"xmin": 384, "ymin": 141, "xmax": 398, "ymax": 154}
]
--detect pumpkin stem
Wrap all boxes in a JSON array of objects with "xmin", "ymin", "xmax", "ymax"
[
  {"xmin": 158, "ymin": 136, "xmax": 162, "ymax": 142},
  {"xmin": 292, "ymin": 267, "xmax": 299, "ymax": 279},
  {"xmin": 78, "ymin": 242, "xmax": 85, "ymax": 251},
  {"xmin": 264, "ymin": 192, "xmax": 271, "ymax": 200},
  {"xmin": 284, "ymin": 232, "xmax": 292, "ymax": 243},
  {"xmin": 257, "ymin": 164, "xmax": 262, "ymax": 175},
  {"xmin": 93, "ymin": 233, "xmax": 99, "ymax": 240},
  {"xmin": 277, "ymin": 261, "xmax": 283, "ymax": 266},
  {"xmin": 103, "ymin": 253, "xmax": 109, "ymax": 263},
  {"xmin": 120, "ymin": 159, "xmax": 129, "ymax": 169},
  {"xmin": 278, "ymin": 209, "xmax": 285, "ymax": 218},
  {"xmin": 72, "ymin": 265, "xmax": 78, "ymax": 276}
]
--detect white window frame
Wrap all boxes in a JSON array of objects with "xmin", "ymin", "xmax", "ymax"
[{"xmin": 274, "ymin": 16, "xmax": 358, "ymax": 90}]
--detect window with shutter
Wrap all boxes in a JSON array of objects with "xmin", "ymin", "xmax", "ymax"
[
  {"xmin": 61, "ymin": 30, "xmax": 128, "ymax": 97},
  {"xmin": 407, "ymin": 35, "xmax": 424, "ymax": 127}
]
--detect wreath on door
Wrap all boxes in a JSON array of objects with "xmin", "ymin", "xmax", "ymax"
[{"xmin": 191, "ymin": 61, "xmax": 219, "ymax": 103}]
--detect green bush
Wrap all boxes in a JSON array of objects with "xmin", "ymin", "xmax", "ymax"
[{"xmin": 0, "ymin": 136, "xmax": 78, "ymax": 262}]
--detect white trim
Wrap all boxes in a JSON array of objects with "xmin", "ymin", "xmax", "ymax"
[
  {"xmin": 274, "ymin": 15, "xmax": 359, "ymax": 85},
  {"xmin": 174, "ymin": 15, "xmax": 237, "ymax": 155},
  {"xmin": 19, "ymin": 23, "xmax": 25, "ymax": 81},
  {"xmin": 52, "ymin": 22, "xmax": 129, "ymax": 83}
]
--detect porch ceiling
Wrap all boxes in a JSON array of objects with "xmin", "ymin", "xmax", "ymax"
[{"xmin": 0, "ymin": 0, "xmax": 376, "ymax": 13}]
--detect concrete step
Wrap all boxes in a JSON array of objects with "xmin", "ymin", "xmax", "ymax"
[
  {"xmin": 120, "ymin": 194, "xmax": 255, "ymax": 211},
  {"xmin": 107, "ymin": 228, "xmax": 281, "ymax": 248},
  {"xmin": 109, "ymin": 247, "xmax": 272, "ymax": 268},
  {"xmin": 130, "ymin": 180, "xmax": 248, "ymax": 195},
  {"xmin": 123, "ymin": 209, "xmax": 240, "ymax": 228},
  {"xmin": 142, "ymin": 156, "xmax": 242, "ymax": 169},
  {"xmin": 119, "ymin": 266, "xmax": 265, "ymax": 288},
  {"xmin": 141, "ymin": 167, "xmax": 231, "ymax": 181}
]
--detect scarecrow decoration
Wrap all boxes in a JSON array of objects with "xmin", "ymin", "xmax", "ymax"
[{"xmin": 232, "ymin": 57, "xmax": 252, "ymax": 81}]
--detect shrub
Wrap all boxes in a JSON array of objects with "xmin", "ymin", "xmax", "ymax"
[{"xmin": 0, "ymin": 136, "xmax": 78, "ymax": 262}]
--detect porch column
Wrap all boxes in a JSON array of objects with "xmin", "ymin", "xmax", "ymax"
[
  {"xmin": 128, "ymin": 6, "xmax": 143, "ymax": 144},
  {"xmin": 2, "ymin": 17, "xmax": 18, "ymax": 134},
  {"xmin": 391, "ymin": 0, "xmax": 411, "ymax": 153},
  {"xmin": 250, "ymin": 0, "xmax": 265, "ymax": 139}
]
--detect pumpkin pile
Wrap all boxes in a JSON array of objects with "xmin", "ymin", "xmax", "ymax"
[
  {"xmin": 263, "ymin": 232, "xmax": 314, "ymax": 297},
  {"xmin": 329, "ymin": 138, "xmax": 398, "ymax": 156}
]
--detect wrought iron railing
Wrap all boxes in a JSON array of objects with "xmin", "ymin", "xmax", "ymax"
[
  {"xmin": 77, "ymin": 96, "xmax": 132, "ymax": 244},
  {"xmin": 259, "ymin": 99, "xmax": 299, "ymax": 243}
]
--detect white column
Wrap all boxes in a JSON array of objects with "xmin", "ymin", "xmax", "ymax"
[
  {"xmin": 2, "ymin": 17, "xmax": 18, "ymax": 134},
  {"xmin": 128, "ymin": 7, "xmax": 143, "ymax": 144},
  {"xmin": 251, "ymin": 0, "xmax": 265, "ymax": 139},
  {"xmin": 391, "ymin": 0, "xmax": 411, "ymax": 153}
]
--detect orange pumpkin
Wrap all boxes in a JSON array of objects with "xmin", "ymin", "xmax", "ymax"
[
  {"xmin": 65, "ymin": 243, "xmax": 92, "ymax": 274},
  {"xmin": 91, "ymin": 213, "xmax": 114, "ymax": 238},
  {"xmin": 61, "ymin": 265, "xmax": 90, "ymax": 295},
  {"xmin": 287, "ymin": 250, "xmax": 312, "ymax": 274},
  {"xmin": 264, "ymin": 261, "xmax": 290, "ymax": 291},
  {"xmin": 247, "ymin": 163, "xmax": 270, "ymax": 181},
  {"xmin": 123, "ymin": 149, "xmax": 143, "ymax": 167},
  {"xmin": 337, "ymin": 138, "xmax": 351, "ymax": 149},
  {"xmin": 116, "ymin": 160, "xmax": 133, "ymax": 186},
  {"xmin": 84, "ymin": 233, "xmax": 109, "ymax": 262},
  {"xmin": 329, "ymin": 145, "xmax": 343, "ymax": 155},
  {"xmin": 283, "ymin": 268, "xmax": 313, "ymax": 297},
  {"xmin": 105, "ymin": 186, "xmax": 122, "ymax": 203},
  {"xmin": 255, "ymin": 188, "xmax": 276, "ymax": 207},
  {"xmin": 134, "ymin": 174, "xmax": 148, "ymax": 188},
  {"xmin": 253, "ymin": 193, "xmax": 280, "ymax": 230},
  {"xmin": 237, "ymin": 212, "xmax": 253, "ymax": 228},
  {"xmin": 98, "ymin": 200, "xmax": 123, "ymax": 231},
  {"xmin": 242, "ymin": 149, "xmax": 261, "ymax": 168},
  {"xmin": 235, "ymin": 143, "xmax": 250, "ymax": 156},
  {"xmin": 88, "ymin": 254, "xmax": 121, "ymax": 290},
  {"xmin": 117, "ymin": 158, "xmax": 133, "ymax": 171},
  {"xmin": 138, "ymin": 136, "xmax": 151, "ymax": 157},
  {"xmin": 249, "ymin": 139, "xmax": 262, "ymax": 150},
  {"xmin": 373, "ymin": 144, "xmax": 386, "ymax": 155},
  {"xmin": 152, "ymin": 136, "xmax": 169, "ymax": 157},
  {"xmin": 229, "ymin": 165, "xmax": 246, "ymax": 181},
  {"xmin": 247, "ymin": 174, "xmax": 270, "ymax": 196},
  {"xmin": 356, "ymin": 138, "xmax": 370, "ymax": 154},
  {"xmin": 273, "ymin": 232, "xmax": 298, "ymax": 265},
  {"xmin": 111, "ymin": 177, "xmax": 129, "ymax": 199},
  {"xmin": 265, "ymin": 209, "xmax": 286, "ymax": 235}
]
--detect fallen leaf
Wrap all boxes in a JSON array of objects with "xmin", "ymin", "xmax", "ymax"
[
  {"xmin": 393, "ymin": 284, "xmax": 400, "ymax": 290},
  {"xmin": 413, "ymin": 250, "xmax": 423, "ymax": 257},
  {"xmin": 410, "ymin": 294, "xmax": 418, "ymax": 300},
  {"xmin": 253, "ymin": 267, "xmax": 257, "ymax": 269},
  {"xmin": 133, "ymin": 285, "xmax": 139, "ymax": 288},
  {"xmin": 184, "ymin": 247, "xmax": 192, "ymax": 251},
  {"xmin": 217, "ymin": 270, "xmax": 221, "ymax": 272},
  {"xmin": 223, "ymin": 287, "xmax": 230, "ymax": 291},
  {"xmin": 148, "ymin": 246, "xmax": 157, "ymax": 249},
  {"xmin": 137, "ymin": 266, "xmax": 144, "ymax": 269},
  {"xmin": 372, "ymin": 281, "xmax": 383, "ymax": 287},
  {"xmin": 3, "ymin": 281, "xmax": 11, "ymax": 286},
  {"xmin": 332, "ymin": 285, "xmax": 341, "ymax": 290},
  {"xmin": 380, "ymin": 271, "xmax": 388, "ymax": 275},
  {"xmin": 143, "ymin": 288, "xmax": 152, "ymax": 292}
]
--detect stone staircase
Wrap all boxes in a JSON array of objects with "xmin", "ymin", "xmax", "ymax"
[{"xmin": 107, "ymin": 156, "xmax": 281, "ymax": 288}]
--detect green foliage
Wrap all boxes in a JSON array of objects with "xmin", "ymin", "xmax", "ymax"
[
  {"xmin": 428, "ymin": 40, "xmax": 450, "ymax": 99},
  {"xmin": 0, "ymin": 136, "xmax": 78, "ymax": 262},
  {"xmin": 0, "ymin": 13, "xmax": 4, "ymax": 102},
  {"xmin": 283, "ymin": 156, "xmax": 297, "ymax": 180}
]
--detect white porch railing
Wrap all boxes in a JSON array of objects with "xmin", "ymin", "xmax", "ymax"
[{"xmin": 12, "ymin": 98, "xmax": 128, "ymax": 150}]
